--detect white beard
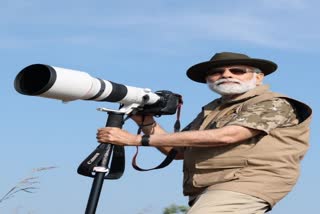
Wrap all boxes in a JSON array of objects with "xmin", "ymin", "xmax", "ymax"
[{"xmin": 207, "ymin": 73, "xmax": 257, "ymax": 96}]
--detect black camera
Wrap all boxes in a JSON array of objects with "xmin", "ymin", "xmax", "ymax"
[{"xmin": 138, "ymin": 90, "xmax": 182, "ymax": 116}]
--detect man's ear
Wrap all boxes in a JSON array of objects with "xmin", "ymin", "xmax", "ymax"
[{"xmin": 256, "ymin": 73, "xmax": 265, "ymax": 85}]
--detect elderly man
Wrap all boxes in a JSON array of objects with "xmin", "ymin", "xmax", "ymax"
[{"xmin": 97, "ymin": 52, "xmax": 312, "ymax": 213}]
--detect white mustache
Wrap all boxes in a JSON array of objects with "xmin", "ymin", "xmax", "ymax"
[{"xmin": 214, "ymin": 78, "xmax": 242, "ymax": 85}]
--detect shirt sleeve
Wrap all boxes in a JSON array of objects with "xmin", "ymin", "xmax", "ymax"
[{"xmin": 226, "ymin": 98, "xmax": 298, "ymax": 134}]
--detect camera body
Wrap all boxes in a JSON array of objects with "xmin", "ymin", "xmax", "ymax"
[{"xmin": 138, "ymin": 90, "xmax": 182, "ymax": 116}]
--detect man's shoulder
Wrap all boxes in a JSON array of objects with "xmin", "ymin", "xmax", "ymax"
[
  {"xmin": 250, "ymin": 97, "xmax": 293, "ymax": 109},
  {"xmin": 243, "ymin": 97, "xmax": 294, "ymax": 116}
]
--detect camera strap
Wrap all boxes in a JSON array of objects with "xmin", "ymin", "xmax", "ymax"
[
  {"xmin": 77, "ymin": 144, "xmax": 125, "ymax": 179},
  {"xmin": 132, "ymin": 147, "xmax": 178, "ymax": 171},
  {"xmin": 174, "ymin": 96, "xmax": 183, "ymax": 132},
  {"xmin": 131, "ymin": 98, "xmax": 183, "ymax": 171}
]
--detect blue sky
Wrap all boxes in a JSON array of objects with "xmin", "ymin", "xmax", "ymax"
[{"xmin": 1, "ymin": 0, "xmax": 319, "ymax": 213}]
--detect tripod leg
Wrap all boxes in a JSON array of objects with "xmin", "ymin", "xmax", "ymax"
[
  {"xmin": 84, "ymin": 112, "xmax": 124, "ymax": 214},
  {"xmin": 85, "ymin": 144, "xmax": 113, "ymax": 214}
]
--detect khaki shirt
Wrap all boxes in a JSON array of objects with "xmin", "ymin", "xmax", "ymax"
[{"xmin": 227, "ymin": 98, "xmax": 299, "ymax": 133}]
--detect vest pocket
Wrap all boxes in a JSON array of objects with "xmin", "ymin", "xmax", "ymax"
[{"xmin": 193, "ymin": 158, "xmax": 247, "ymax": 188}]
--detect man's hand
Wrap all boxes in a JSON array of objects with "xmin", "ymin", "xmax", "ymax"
[
  {"xmin": 97, "ymin": 127, "xmax": 141, "ymax": 146},
  {"xmin": 130, "ymin": 114, "xmax": 155, "ymax": 125}
]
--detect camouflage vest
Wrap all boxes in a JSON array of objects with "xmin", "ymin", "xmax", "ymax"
[{"xmin": 183, "ymin": 85, "xmax": 312, "ymax": 207}]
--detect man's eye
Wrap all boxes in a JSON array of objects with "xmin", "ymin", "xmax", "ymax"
[{"xmin": 229, "ymin": 68, "xmax": 247, "ymax": 75}]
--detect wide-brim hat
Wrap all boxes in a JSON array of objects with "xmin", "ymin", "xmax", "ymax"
[{"xmin": 186, "ymin": 52, "xmax": 278, "ymax": 83}]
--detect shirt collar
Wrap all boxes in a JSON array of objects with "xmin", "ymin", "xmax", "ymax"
[{"xmin": 202, "ymin": 85, "xmax": 270, "ymax": 115}]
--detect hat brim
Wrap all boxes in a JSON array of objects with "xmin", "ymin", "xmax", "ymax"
[{"xmin": 187, "ymin": 59, "xmax": 278, "ymax": 83}]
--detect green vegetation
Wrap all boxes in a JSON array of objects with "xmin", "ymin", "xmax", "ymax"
[{"xmin": 163, "ymin": 204, "xmax": 189, "ymax": 214}]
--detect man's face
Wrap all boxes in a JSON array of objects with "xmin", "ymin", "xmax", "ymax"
[{"xmin": 205, "ymin": 65, "xmax": 264, "ymax": 96}]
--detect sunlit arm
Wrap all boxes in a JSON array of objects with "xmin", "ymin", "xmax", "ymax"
[
  {"xmin": 141, "ymin": 122, "xmax": 261, "ymax": 160},
  {"xmin": 97, "ymin": 120, "xmax": 262, "ymax": 160},
  {"xmin": 149, "ymin": 125, "xmax": 261, "ymax": 148}
]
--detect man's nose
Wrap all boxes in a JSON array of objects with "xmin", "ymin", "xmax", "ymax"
[{"xmin": 220, "ymin": 69, "xmax": 233, "ymax": 78}]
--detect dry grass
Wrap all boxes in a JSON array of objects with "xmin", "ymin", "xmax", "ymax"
[{"xmin": 0, "ymin": 166, "xmax": 57, "ymax": 204}]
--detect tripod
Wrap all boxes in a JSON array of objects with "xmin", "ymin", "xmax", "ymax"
[
  {"xmin": 76, "ymin": 94, "xmax": 182, "ymax": 213},
  {"xmin": 77, "ymin": 110, "xmax": 127, "ymax": 214}
]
